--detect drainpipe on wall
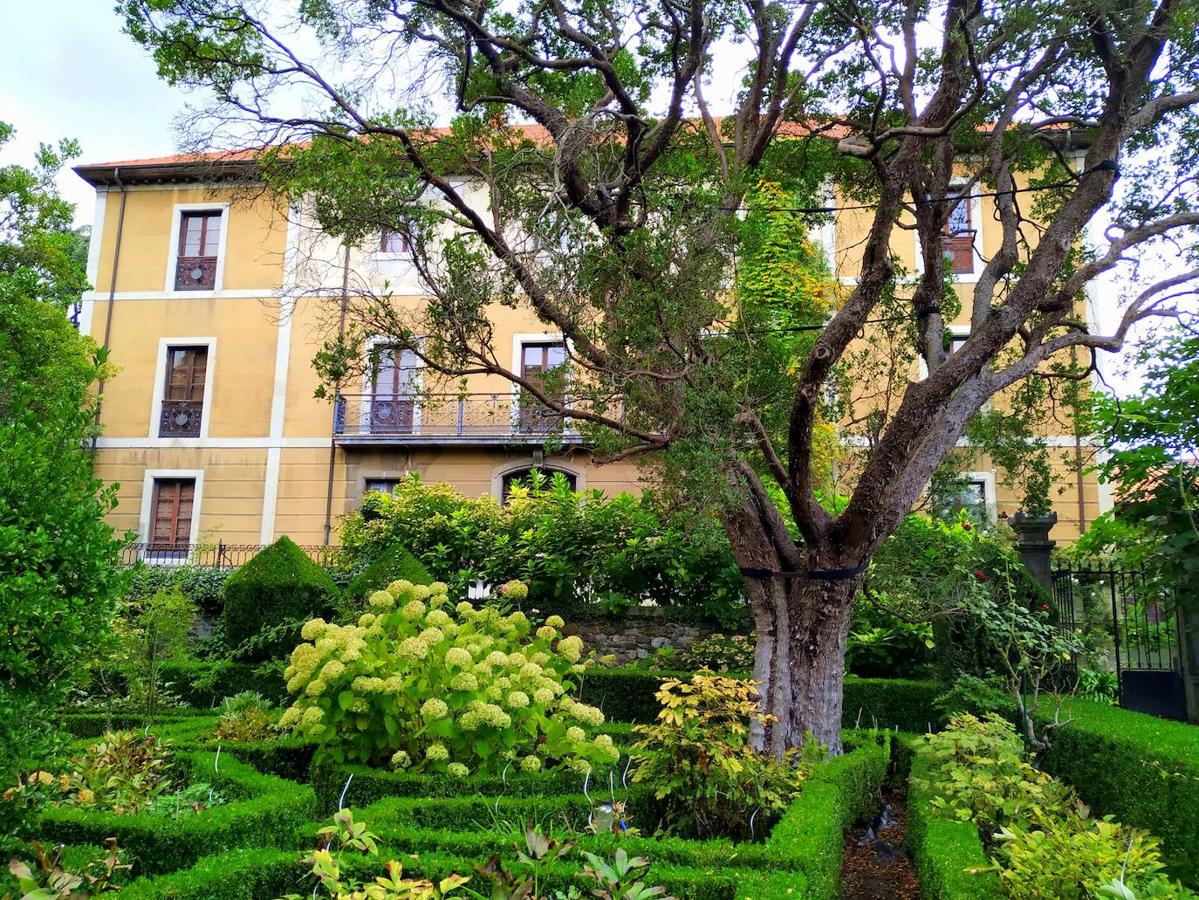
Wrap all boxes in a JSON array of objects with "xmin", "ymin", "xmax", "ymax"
[
  {"xmin": 1074, "ymin": 432, "xmax": 1088, "ymax": 534},
  {"xmin": 322, "ymin": 244, "xmax": 351, "ymax": 546},
  {"xmin": 91, "ymin": 169, "xmax": 128, "ymax": 457}
]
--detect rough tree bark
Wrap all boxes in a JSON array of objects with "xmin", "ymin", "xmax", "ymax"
[{"xmin": 722, "ymin": 464, "xmax": 863, "ymax": 755}]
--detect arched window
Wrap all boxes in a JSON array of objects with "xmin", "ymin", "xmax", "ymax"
[{"xmin": 500, "ymin": 467, "xmax": 577, "ymax": 503}]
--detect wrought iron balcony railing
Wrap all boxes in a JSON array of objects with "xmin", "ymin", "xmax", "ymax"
[
  {"xmin": 159, "ymin": 399, "xmax": 204, "ymax": 437},
  {"xmin": 333, "ymin": 392, "xmax": 583, "ymax": 444}
]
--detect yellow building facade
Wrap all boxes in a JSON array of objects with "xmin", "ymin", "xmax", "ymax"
[{"xmin": 73, "ymin": 153, "xmax": 1110, "ymax": 555}]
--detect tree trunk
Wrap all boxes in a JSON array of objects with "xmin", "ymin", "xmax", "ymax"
[
  {"xmin": 783, "ymin": 574, "xmax": 858, "ymax": 754},
  {"xmin": 722, "ymin": 492, "xmax": 863, "ymax": 756}
]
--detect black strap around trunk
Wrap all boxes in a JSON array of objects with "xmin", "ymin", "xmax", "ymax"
[{"xmin": 738, "ymin": 561, "xmax": 868, "ymax": 582}]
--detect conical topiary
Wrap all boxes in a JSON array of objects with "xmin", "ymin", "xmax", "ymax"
[
  {"xmin": 221, "ymin": 536, "xmax": 338, "ymax": 661},
  {"xmin": 342, "ymin": 544, "xmax": 432, "ymax": 615}
]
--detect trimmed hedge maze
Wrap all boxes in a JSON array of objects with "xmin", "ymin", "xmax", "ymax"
[{"xmin": 104, "ymin": 733, "xmax": 890, "ymax": 900}]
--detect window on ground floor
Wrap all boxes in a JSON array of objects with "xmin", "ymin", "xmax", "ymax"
[
  {"xmin": 500, "ymin": 467, "xmax": 577, "ymax": 503},
  {"xmin": 148, "ymin": 477, "xmax": 196, "ymax": 555}
]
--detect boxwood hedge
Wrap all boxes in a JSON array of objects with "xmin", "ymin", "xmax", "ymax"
[
  {"xmin": 1039, "ymin": 698, "xmax": 1199, "ymax": 886},
  {"xmin": 905, "ymin": 742, "xmax": 1004, "ymax": 899},
  {"xmin": 579, "ymin": 667, "xmax": 945, "ymax": 732},
  {"xmin": 33, "ymin": 751, "xmax": 315, "ymax": 875}
]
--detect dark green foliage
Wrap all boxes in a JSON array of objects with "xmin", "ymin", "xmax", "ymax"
[
  {"xmin": 339, "ymin": 476, "xmax": 749, "ymax": 628},
  {"xmin": 155, "ymin": 659, "xmax": 289, "ymax": 706},
  {"xmin": 119, "ymin": 848, "xmax": 302, "ymax": 900},
  {"xmin": 220, "ymin": 537, "xmax": 338, "ymax": 661},
  {"xmin": 127, "ymin": 565, "xmax": 231, "ymax": 618},
  {"xmin": 0, "ymin": 125, "xmax": 128, "ymax": 781},
  {"xmin": 907, "ymin": 748, "xmax": 1005, "ymax": 899},
  {"xmin": 579, "ymin": 667, "xmax": 946, "ymax": 732},
  {"xmin": 33, "ymin": 751, "xmax": 316, "ymax": 876},
  {"xmin": 309, "ymin": 757, "xmax": 628, "ymax": 815},
  {"xmin": 1039, "ymin": 699, "xmax": 1199, "ymax": 885},
  {"xmin": 341, "ymin": 543, "xmax": 432, "ymax": 613}
]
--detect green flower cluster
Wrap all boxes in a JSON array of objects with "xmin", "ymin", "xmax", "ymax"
[{"xmin": 280, "ymin": 579, "xmax": 614, "ymax": 774}]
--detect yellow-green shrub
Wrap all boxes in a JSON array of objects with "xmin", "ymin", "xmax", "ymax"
[{"xmin": 280, "ymin": 580, "xmax": 616, "ymax": 776}]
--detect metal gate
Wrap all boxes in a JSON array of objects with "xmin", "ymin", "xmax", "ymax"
[{"xmin": 1052, "ymin": 565, "xmax": 1187, "ymax": 721}]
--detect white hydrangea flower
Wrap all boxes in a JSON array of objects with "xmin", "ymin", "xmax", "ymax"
[
  {"xmin": 445, "ymin": 646, "xmax": 472, "ymax": 668},
  {"xmin": 520, "ymin": 755, "xmax": 542, "ymax": 772},
  {"xmin": 545, "ymin": 615, "xmax": 565, "ymax": 629},
  {"xmin": 391, "ymin": 750, "xmax": 412, "ymax": 769},
  {"xmin": 421, "ymin": 697, "xmax": 450, "ymax": 720},
  {"xmin": 450, "ymin": 672, "xmax": 479, "ymax": 692},
  {"xmin": 446, "ymin": 762, "xmax": 470, "ymax": 778},
  {"xmin": 533, "ymin": 688, "xmax": 555, "ymax": 706},
  {"xmin": 300, "ymin": 619, "xmax": 327, "ymax": 641},
  {"xmin": 566, "ymin": 726, "xmax": 585, "ymax": 744},
  {"xmin": 419, "ymin": 627, "xmax": 445, "ymax": 646},
  {"xmin": 425, "ymin": 742, "xmax": 449, "ymax": 761},
  {"xmin": 506, "ymin": 691, "xmax": 530, "ymax": 710},
  {"xmin": 368, "ymin": 590, "xmax": 395, "ymax": 609}
]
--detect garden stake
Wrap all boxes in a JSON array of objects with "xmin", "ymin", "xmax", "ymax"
[
  {"xmin": 338, "ymin": 773, "xmax": 354, "ymax": 810},
  {"xmin": 213, "ymin": 745, "xmax": 220, "ymax": 774}
]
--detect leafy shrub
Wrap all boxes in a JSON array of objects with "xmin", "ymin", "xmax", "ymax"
[
  {"xmin": 126, "ymin": 564, "xmax": 230, "ymax": 618},
  {"xmin": 338, "ymin": 475, "xmax": 747, "ymax": 627},
  {"xmin": 342, "ymin": 544, "xmax": 432, "ymax": 614},
  {"xmin": 221, "ymin": 537, "xmax": 338, "ymax": 662},
  {"xmin": 632, "ymin": 673, "xmax": 816, "ymax": 840},
  {"xmin": 1075, "ymin": 668, "xmax": 1118, "ymax": 705},
  {"xmin": 846, "ymin": 601, "xmax": 935, "ymax": 678},
  {"xmin": 678, "ymin": 634, "xmax": 754, "ymax": 673},
  {"xmin": 110, "ymin": 586, "xmax": 197, "ymax": 718},
  {"xmin": 913, "ymin": 714, "xmax": 1075, "ymax": 836},
  {"xmin": 213, "ymin": 692, "xmax": 277, "ymax": 742},
  {"xmin": 994, "ymin": 812, "xmax": 1186, "ymax": 900},
  {"xmin": 6, "ymin": 838, "xmax": 130, "ymax": 897},
  {"xmin": 280, "ymin": 579, "xmax": 615, "ymax": 775},
  {"xmin": 5, "ymin": 731, "xmax": 175, "ymax": 815},
  {"xmin": 932, "ymin": 675, "xmax": 1013, "ymax": 720}
]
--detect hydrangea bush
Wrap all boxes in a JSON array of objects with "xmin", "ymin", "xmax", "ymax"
[{"xmin": 280, "ymin": 579, "xmax": 616, "ymax": 775}]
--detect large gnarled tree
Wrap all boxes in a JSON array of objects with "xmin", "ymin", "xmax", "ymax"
[{"xmin": 124, "ymin": 0, "xmax": 1199, "ymax": 752}]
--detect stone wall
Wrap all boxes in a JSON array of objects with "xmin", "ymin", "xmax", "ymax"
[{"xmin": 563, "ymin": 608, "xmax": 723, "ymax": 664}]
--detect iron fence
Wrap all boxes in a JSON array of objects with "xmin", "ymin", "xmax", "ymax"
[
  {"xmin": 1052, "ymin": 563, "xmax": 1186, "ymax": 719},
  {"xmin": 121, "ymin": 541, "xmax": 339, "ymax": 568}
]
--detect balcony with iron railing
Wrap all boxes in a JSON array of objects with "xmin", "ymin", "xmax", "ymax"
[{"xmin": 332, "ymin": 392, "xmax": 586, "ymax": 445}]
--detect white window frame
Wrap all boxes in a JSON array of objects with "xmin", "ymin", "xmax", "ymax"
[
  {"xmin": 373, "ymin": 227, "xmax": 415, "ymax": 261},
  {"xmin": 138, "ymin": 469, "xmax": 205, "ymax": 562},
  {"xmin": 148, "ymin": 337, "xmax": 217, "ymax": 439},
  {"xmin": 914, "ymin": 188, "xmax": 984, "ymax": 283},
  {"xmin": 491, "ymin": 459, "xmax": 585, "ymax": 501},
  {"xmin": 164, "ymin": 202, "xmax": 231, "ymax": 294},
  {"xmin": 361, "ymin": 473, "xmax": 408, "ymax": 499},
  {"xmin": 511, "ymin": 332, "xmax": 571, "ymax": 426},
  {"xmin": 362, "ymin": 336, "xmax": 424, "ymax": 434},
  {"xmin": 957, "ymin": 470, "xmax": 998, "ymax": 522}
]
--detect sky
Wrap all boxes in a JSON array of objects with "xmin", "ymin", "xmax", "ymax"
[
  {"xmin": 0, "ymin": 1, "xmax": 1165, "ymax": 393},
  {"xmin": 0, "ymin": 1, "xmax": 189, "ymax": 226}
]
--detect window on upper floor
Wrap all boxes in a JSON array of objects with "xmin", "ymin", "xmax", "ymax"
[
  {"xmin": 942, "ymin": 192, "xmax": 975, "ymax": 275},
  {"xmin": 148, "ymin": 477, "xmax": 196, "ymax": 554},
  {"xmin": 379, "ymin": 228, "xmax": 412, "ymax": 256},
  {"xmin": 174, "ymin": 210, "xmax": 223, "ymax": 290},
  {"xmin": 947, "ymin": 332, "xmax": 969, "ymax": 356},
  {"xmin": 159, "ymin": 345, "xmax": 208, "ymax": 438}
]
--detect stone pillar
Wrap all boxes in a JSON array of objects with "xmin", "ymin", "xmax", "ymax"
[{"xmin": 1010, "ymin": 510, "xmax": 1057, "ymax": 595}]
